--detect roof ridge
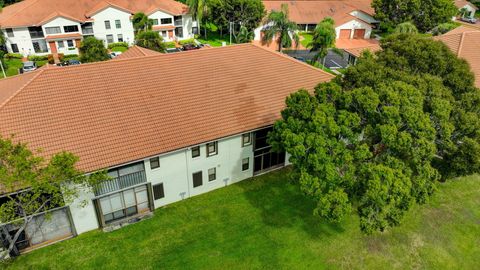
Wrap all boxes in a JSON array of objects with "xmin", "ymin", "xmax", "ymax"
[
  {"xmin": 457, "ymin": 32, "xmax": 467, "ymax": 56},
  {"xmin": 249, "ymin": 43, "xmax": 336, "ymax": 78},
  {"xmin": 0, "ymin": 69, "xmax": 45, "ymax": 110}
]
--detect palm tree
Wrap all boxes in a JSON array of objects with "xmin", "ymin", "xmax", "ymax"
[
  {"xmin": 235, "ymin": 25, "xmax": 254, "ymax": 43},
  {"xmin": 394, "ymin": 22, "xmax": 418, "ymax": 34},
  {"xmin": 132, "ymin": 12, "xmax": 153, "ymax": 34},
  {"xmin": 308, "ymin": 17, "xmax": 338, "ymax": 67},
  {"xmin": 261, "ymin": 4, "xmax": 299, "ymax": 52},
  {"xmin": 135, "ymin": 31, "xmax": 167, "ymax": 53},
  {"xmin": 187, "ymin": 0, "xmax": 209, "ymax": 38}
]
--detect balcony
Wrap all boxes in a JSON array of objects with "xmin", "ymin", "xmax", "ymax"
[
  {"xmin": 174, "ymin": 16, "xmax": 183, "ymax": 26},
  {"xmin": 94, "ymin": 171, "xmax": 147, "ymax": 196},
  {"xmin": 82, "ymin": 28, "xmax": 94, "ymax": 35}
]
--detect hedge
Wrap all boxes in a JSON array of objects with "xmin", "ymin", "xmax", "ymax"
[
  {"xmin": 107, "ymin": 42, "xmax": 129, "ymax": 49},
  {"xmin": 164, "ymin": 42, "xmax": 177, "ymax": 48},
  {"xmin": 4, "ymin": 53, "xmax": 23, "ymax": 59},
  {"xmin": 28, "ymin": 55, "xmax": 49, "ymax": 61},
  {"xmin": 178, "ymin": 38, "xmax": 196, "ymax": 45}
]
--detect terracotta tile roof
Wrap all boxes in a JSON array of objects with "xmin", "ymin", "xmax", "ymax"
[
  {"xmin": 0, "ymin": 0, "xmax": 188, "ymax": 28},
  {"xmin": 152, "ymin": 25, "xmax": 177, "ymax": 31},
  {"xmin": 45, "ymin": 33, "xmax": 83, "ymax": 40},
  {"xmin": 335, "ymin": 38, "xmax": 379, "ymax": 49},
  {"xmin": 114, "ymin": 46, "xmax": 162, "ymax": 60},
  {"xmin": 454, "ymin": 0, "xmax": 478, "ymax": 10},
  {"xmin": 0, "ymin": 44, "xmax": 334, "ymax": 172},
  {"xmin": 343, "ymin": 43, "xmax": 381, "ymax": 57},
  {"xmin": 435, "ymin": 28, "xmax": 480, "ymax": 88},
  {"xmin": 262, "ymin": 0, "xmax": 374, "ymax": 25}
]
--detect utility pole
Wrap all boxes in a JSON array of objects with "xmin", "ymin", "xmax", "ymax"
[
  {"xmin": 229, "ymin": 21, "xmax": 233, "ymax": 45},
  {"xmin": 0, "ymin": 59, "xmax": 6, "ymax": 79}
]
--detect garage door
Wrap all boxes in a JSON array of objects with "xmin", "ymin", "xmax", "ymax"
[
  {"xmin": 353, "ymin": 29, "xmax": 366, "ymax": 39},
  {"xmin": 339, "ymin": 29, "xmax": 352, "ymax": 39}
]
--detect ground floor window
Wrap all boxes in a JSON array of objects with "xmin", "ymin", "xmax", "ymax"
[
  {"xmin": 175, "ymin": 27, "xmax": 183, "ymax": 38},
  {"xmin": 192, "ymin": 27, "xmax": 198, "ymax": 35},
  {"xmin": 253, "ymin": 127, "xmax": 285, "ymax": 174},
  {"xmin": 32, "ymin": 39, "xmax": 48, "ymax": 53},
  {"xmin": 57, "ymin": 41, "xmax": 65, "ymax": 49},
  {"xmin": 66, "ymin": 40, "xmax": 74, "ymax": 48},
  {"xmin": 106, "ymin": 35, "xmax": 114, "ymax": 44},
  {"xmin": 118, "ymin": 34, "xmax": 123, "ymax": 42},
  {"xmin": 97, "ymin": 185, "xmax": 150, "ymax": 225},
  {"xmin": 11, "ymin": 43, "xmax": 19, "ymax": 53}
]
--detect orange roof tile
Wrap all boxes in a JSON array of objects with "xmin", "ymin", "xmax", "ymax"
[
  {"xmin": 454, "ymin": 0, "xmax": 478, "ymax": 10},
  {"xmin": 0, "ymin": 44, "xmax": 334, "ymax": 172},
  {"xmin": 0, "ymin": 0, "xmax": 188, "ymax": 28},
  {"xmin": 152, "ymin": 25, "xmax": 177, "ymax": 31},
  {"xmin": 435, "ymin": 29, "xmax": 480, "ymax": 88},
  {"xmin": 45, "ymin": 33, "xmax": 83, "ymax": 40},
  {"xmin": 343, "ymin": 43, "xmax": 381, "ymax": 57},
  {"xmin": 335, "ymin": 38, "xmax": 379, "ymax": 49},
  {"xmin": 262, "ymin": 0, "xmax": 374, "ymax": 25},
  {"xmin": 114, "ymin": 46, "xmax": 162, "ymax": 60}
]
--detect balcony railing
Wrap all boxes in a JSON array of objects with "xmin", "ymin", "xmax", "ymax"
[
  {"xmin": 174, "ymin": 19, "xmax": 183, "ymax": 26},
  {"xmin": 82, "ymin": 28, "xmax": 94, "ymax": 35},
  {"xmin": 94, "ymin": 171, "xmax": 147, "ymax": 196}
]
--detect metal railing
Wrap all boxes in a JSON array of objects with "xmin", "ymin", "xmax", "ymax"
[
  {"xmin": 82, "ymin": 28, "xmax": 94, "ymax": 35},
  {"xmin": 94, "ymin": 171, "xmax": 147, "ymax": 196},
  {"xmin": 174, "ymin": 19, "xmax": 183, "ymax": 26}
]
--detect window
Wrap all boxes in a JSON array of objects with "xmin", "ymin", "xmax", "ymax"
[
  {"xmin": 81, "ymin": 23, "xmax": 94, "ymax": 35},
  {"xmin": 242, "ymin": 158, "xmax": 249, "ymax": 171},
  {"xmin": 208, "ymin": 168, "xmax": 216, "ymax": 181},
  {"xmin": 98, "ymin": 185, "xmax": 150, "ymax": 224},
  {"xmin": 115, "ymin": 19, "xmax": 121, "ymax": 29},
  {"xmin": 161, "ymin": 31, "xmax": 167, "ymax": 38},
  {"xmin": 32, "ymin": 40, "xmax": 48, "ymax": 53},
  {"xmin": 192, "ymin": 146, "xmax": 200, "ymax": 158},
  {"xmin": 151, "ymin": 19, "xmax": 159, "ymax": 25},
  {"xmin": 6, "ymin": 28, "xmax": 14, "ymax": 37},
  {"xmin": 105, "ymin": 20, "xmax": 111, "ymax": 30},
  {"xmin": 11, "ymin": 44, "xmax": 19, "ymax": 53},
  {"xmin": 45, "ymin": 26, "xmax": 61, "ymax": 34},
  {"xmin": 206, "ymin": 142, "xmax": 218, "ymax": 157},
  {"xmin": 57, "ymin": 41, "xmax": 65, "ymax": 49},
  {"xmin": 150, "ymin": 157, "xmax": 160, "ymax": 169},
  {"xmin": 117, "ymin": 34, "xmax": 123, "ymax": 42},
  {"xmin": 28, "ymin": 26, "xmax": 44, "ymax": 38},
  {"xmin": 66, "ymin": 40, "xmax": 74, "ymax": 48},
  {"xmin": 174, "ymin": 27, "xmax": 183, "ymax": 38},
  {"xmin": 152, "ymin": 183, "xmax": 165, "ymax": 200},
  {"xmin": 106, "ymin": 34, "xmax": 114, "ymax": 44},
  {"xmin": 193, "ymin": 171, "xmax": 202, "ymax": 188},
  {"xmin": 174, "ymin": 16, "xmax": 182, "ymax": 26},
  {"xmin": 242, "ymin": 133, "xmax": 251, "ymax": 147},
  {"xmin": 161, "ymin": 18, "xmax": 173, "ymax": 25},
  {"xmin": 192, "ymin": 27, "xmax": 198, "ymax": 35},
  {"xmin": 63, "ymin": 25, "xmax": 79, "ymax": 33}
]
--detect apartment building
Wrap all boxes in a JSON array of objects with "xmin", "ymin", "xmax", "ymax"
[
  {"xmin": 0, "ymin": 44, "xmax": 334, "ymax": 253},
  {"xmin": 0, "ymin": 0, "xmax": 197, "ymax": 56}
]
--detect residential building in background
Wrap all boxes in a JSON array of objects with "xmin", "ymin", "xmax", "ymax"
[
  {"xmin": 0, "ymin": 0, "xmax": 197, "ymax": 56},
  {"xmin": 0, "ymin": 44, "xmax": 333, "ymax": 253},
  {"xmin": 254, "ymin": 0, "xmax": 378, "ymax": 42}
]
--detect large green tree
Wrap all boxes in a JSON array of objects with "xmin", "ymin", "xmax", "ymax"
[
  {"xmin": 372, "ymin": 0, "xmax": 458, "ymax": 33},
  {"xmin": 132, "ymin": 12, "xmax": 153, "ymax": 34},
  {"xmin": 135, "ymin": 31, "xmax": 166, "ymax": 53},
  {"xmin": 268, "ymin": 34, "xmax": 480, "ymax": 233},
  {"xmin": 0, "ymin": 136, "xmax": 108, "ymax": 258},
  {"xmin": 308, "ymin": 17, "xmax": 338, "ymax": 66},
  {"xmin": 79, "ymin": 37, "xmax": 110, "ymax": 63},
  {"xmin": 261, "ymin": 4, "xmax": 299, "ymax": 52},
  {"xmin": 187, "ymin": 0, "xmax": 209, "ymax": 37},
  {"xmin": 208, "ymin": 0, "xmax": 265, "ymax": 37}
]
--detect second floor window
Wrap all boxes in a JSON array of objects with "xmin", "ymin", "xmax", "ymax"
[
  {"xmin": 150, "ymin": 157, "xmax": 160, "ymax": 169},
  {"xmin": 63, "ymin": 25, "xmax": 79, "ymax": 33},
  {"xmin": 45, "ymin": 27, "xmax": 61, "ymax": 35},
  {"xmin": 6, "ymin": 28, "xmax": 14, "ymax": 37},
  {"xmin": 115, "ymin": 20, "xmax": 121, "ymax": 29},
  {"xmin": 151, "ymin": 19, "xmax": 159, "ymax": 25},
  {"xmin": 161, "ymin": 18, "xmax": 172, "ymax": 25},
  {"xmin": 192, "ymin": 146, "xmax": 200, "ymax": 158},
  {"xmin": 105, "ymin": 20, "xmax": 111, "ymax": 30},
  {"xmin": 206, "ymin": 142, "xmax": 218, "ymax": 157},
  {"xmin": 242, "ymin": 133, "xmax": 251, "ymax": 147}
]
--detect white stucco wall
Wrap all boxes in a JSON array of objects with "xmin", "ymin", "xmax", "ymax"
[
  {"xmin": 68, "ymin": 186, "xmax": 99, "ymax": 234},
  {"xmin": 2, "ymin": 27, "xmax": 35, "ymax": 56},
  {"xmin": 349, "ymin": 11, "xmax": 378, "ymax": 24},
  {"xmin": 460, "ymin": 4, "xmax": 478, "ymax": 18},
  {"xmin": 91, "ymin": 7, "xmax": 135, "ymax": 45},
  {"xmin": 335, "ymin": 19, "xmax": 372, "ymax": 39}
]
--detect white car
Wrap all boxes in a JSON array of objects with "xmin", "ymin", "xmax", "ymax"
[
  {"xmin": 22, "ymin": 61, "xmax": 37, "ymax": 73},
  {"xmin": 109, "ymin": 51, "xmax": 123, "ymax": 58}
]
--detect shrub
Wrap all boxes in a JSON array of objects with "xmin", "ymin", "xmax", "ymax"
[
  {"xmin": 164, "ymin": 42, "xmax": 176, "ymax": 48},
  {"xmin": 28, "ymin": 55, "xmax": 48, "ymax": 61},
  {"xmin": 4, "ymin": 53, "xmax": 23, "ymax": 59},
  {"xmin": 107, "ymin": 42, "xmax": 129, "ymax": 49},
  {"xmin": 63, "ymin": 54, "xmax": 79, "ymax": 60},
  {"xmin": 431, "ymin": 22, "xmax": 460, "ymax": 36},
  {"xmin": 178, "ymin": 38, "xmax": 195, "ymax": 45}
]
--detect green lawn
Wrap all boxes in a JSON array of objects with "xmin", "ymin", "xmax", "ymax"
[
  {"xmin": 197, "ymin": 32, "xmax": 233, "ymax": 47},
  {"xmin": 2, "ymin": 169, "xmax": 479, "ymax": 269},
  {"xmin": 300, "ymin": 32, "xmax": 313, "ymax": 48},
  {"xmin": 109, "ymin": 46, "xmax": 128, "ymax": 53}
]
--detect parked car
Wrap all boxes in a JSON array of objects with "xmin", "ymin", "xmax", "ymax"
[
  {"xmin": 460, "ymin": 17, "xmax": 477, "ymax": 24},
  {"xmin": 166, "ymin": 48, "xmax": 182, "ymax": 53},
  {"xmin": 109, "ymin": 51, "xmax": 123, "ymax": 58},
  {"xmin": 182, "ymin": 44, "xmax": 200, "ymax": 51},
  {"xmin": 56, "ymin": 59, "xmax": 82, "ymax": 67},
  {"xmin": 22, "ymin": 61, "xmax": 37, "ymax": 73}
]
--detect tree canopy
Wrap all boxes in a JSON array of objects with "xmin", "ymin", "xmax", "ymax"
[
  {"xmin": 268, "ymin": 34, "xmax": 480, "ymax": 233},
  {"xmin": 208, "ymin": 0, "xmax": 265, "ymax": 36},
  {"xmin": 135, "ymin": 31, "xmax": 166, "ymax": 53},
  {"xmin": 132, "ymin": 12, "xmax": 153, "ymax": 34},
  {"xmin": 79, "ymin": 37, "xmax": 110, "ymax": 63},
  {"xmin": 261, "ymin": 4, "xmax": 299, "ymax": 52},
  {"xmin": 394, "ymin": 22, "xmax": 418, "ymax": 34},
  {"xmin": 372, "ymin": 0, "xmax": 458, "ymax": 33},
  {"xmin": 0, "ymin": 136, "xmax": 108, "ymax": 258}
]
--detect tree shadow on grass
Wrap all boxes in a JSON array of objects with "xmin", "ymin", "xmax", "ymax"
[{"xmin": 238, "ymin": 168, "xmax": 346, "ymax": 239}]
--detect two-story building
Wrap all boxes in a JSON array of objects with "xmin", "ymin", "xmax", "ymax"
[
  {"xmin": 0, "ymin": 44, "xmax": 334, "ymax": 253},
  {"xmin": 0, "ymin": 0, "xmax": 197, "ymax": 56}
]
